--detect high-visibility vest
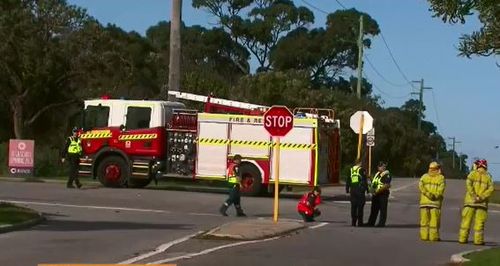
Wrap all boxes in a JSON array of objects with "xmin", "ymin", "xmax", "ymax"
[
  {"xmin": 227, "ymin": 163, "xmax": 239, "ymax": 184},
  {"xmin": 350, "ymin": 166, "xmax": 361, "ymax": 184},
  {"xmin": 372, "ymin": 172, "xmax": 384, "ymax": 191},
  {"xmin": 67, "ymin": 137, "xmax": 82, "ymax": 154}
]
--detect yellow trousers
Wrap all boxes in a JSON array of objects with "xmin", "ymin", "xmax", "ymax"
[
  {"xmin": 420, "ymin": 207, "xmax": 441, "ymax": 241},
  {"xmin": 459, "ymin": 206, "xmax": 488, "ymax": 245}
]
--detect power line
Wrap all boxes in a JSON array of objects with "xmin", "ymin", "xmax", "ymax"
[
  {"xmin": 379, "ymin": 32, "xmax": 416, "ymax": 90},
  {"xmin": 301, "ymin": 0, "xmax": 329, "ymax": 14},
  {"xmin": 430, "ymin": 89, "xmax": 442, "ymax": 130},
  {"xmin": 365, "ymin": 55, "xmax": 411, "ymax": 87},
  {"xmin": 334, "ymin": 0, "xmax": 347, "ymax": 9},
  {"xmin": 365, "ymin": 75, "xmax": 411, "ymax": 100}
]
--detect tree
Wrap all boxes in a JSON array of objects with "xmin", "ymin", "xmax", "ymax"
[
  {"xmin": 192, "ymin": 0, "xmax": 314, "ymax": 71},
  {"xmin": 0, "ymin": 0, "xmax": 117, "ymax": 139},
  {"xmin": 428, "ymin": 0, "xmax": 499, "ymax": 58},
  {"xmin": 146, "ymin": 21, "xmax": 250, "ymax": 97},
  {"xmin": 270, "ymin": 9, "xmax": 380, "ymax": 88}
]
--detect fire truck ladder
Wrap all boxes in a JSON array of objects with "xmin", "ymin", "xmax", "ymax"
[{"xmin": 168, "ymin": 91, "xmax": 268, "ymax": 112}]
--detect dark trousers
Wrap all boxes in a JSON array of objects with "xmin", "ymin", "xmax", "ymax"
[
  {"xmin": 225, "ymin": 185, "xmax": 242, "ymax": 209},
  {"xmin": 67, "ymin": 155, "xmax": 81, "ymax": 187},
  {"xmin": 350, "ymin": 192, "xmax": 366, "ymax": 226},
  {"xmin": 368, "ymin": 194, "xmax": 389, "ymax": 226},
  {"xmin": 299, "ymin": 209, "xmax": 321, "ymax": 222}
]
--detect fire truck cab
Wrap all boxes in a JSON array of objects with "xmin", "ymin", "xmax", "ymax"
[{"xmin": 78, "ymin": 92, "xmax": 341, "ymax": 195}]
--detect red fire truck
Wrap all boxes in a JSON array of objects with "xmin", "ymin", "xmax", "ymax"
[{"xmin": 78, "ymin": 91, "xmax": 341, "ymax": 195}]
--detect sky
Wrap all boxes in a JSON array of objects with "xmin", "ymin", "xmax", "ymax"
[{"xmin": 66, "ymin": 0, "xmax": 500, "ymax": 180}]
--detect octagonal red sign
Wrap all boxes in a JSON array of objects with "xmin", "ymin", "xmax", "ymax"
[{"xmin": 263, "ymin": 106, "xmax": 294, "ymax": 137}]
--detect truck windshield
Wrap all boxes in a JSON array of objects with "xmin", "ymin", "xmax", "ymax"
[{"xmin": 84, "ymin": 105, "xmax": 110, "ymax": 129}]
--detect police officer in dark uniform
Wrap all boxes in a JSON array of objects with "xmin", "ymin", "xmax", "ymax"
[
  {"xmin": 346, "ymin": 159, "xmax": 368, "ymax": 226},
  {"xmin": 367, "ymin": 161, "xmax": 392, "ymax": 227},
  {"xmin": 219, "ymin": 154, "xmax": 246, "ymax": 217},
  {"xmin": 61, "ymin": 127, "xmax": 82, "ymax": 189}
]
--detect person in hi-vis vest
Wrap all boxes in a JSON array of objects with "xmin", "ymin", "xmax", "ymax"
[
  {"xmin": 61, "ymin": 127, "xmax": 82, "ymax": 189},
  {"xmin": 346, "ymin": 159, "xmax": 368, "ymax": 226},
  {"xmin": 459, "ymin": 159, "xmax": 494, "ymax": 245},
  {"xmin": 219, "ymin": 154, "xmax": 246, "ymax": 217},
  {"xmin": 419, "ymin": 162, "xmax": 445, "ymax": 241}
]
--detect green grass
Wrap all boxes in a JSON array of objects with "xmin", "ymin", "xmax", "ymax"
[
  {"xmin": 465, "ymin": 248, "xmax": 500, "ymax": 266},
  {"xmin": 0, "ymin": 202, "xmax": 39, "ymax": 226}
]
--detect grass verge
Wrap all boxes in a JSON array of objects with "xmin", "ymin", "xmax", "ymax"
[
  {"xmin": 0, "ymin": 202, "xmax": 39, "ymax": 226},
  {"xmin": 465, "ymin": 248, "xmax": 500, "ymax": 266}
]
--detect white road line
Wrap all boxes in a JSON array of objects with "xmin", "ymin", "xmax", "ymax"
[
  {"xmin": 187, "ymin": 212, "xmax": 220, "ymax": 217},
  {"xmin": 118, "ymin": 231, "xmax": 203, "ymax": 264},
  {"xmin": 309, "ymin": 222, "xmax": 328, "ymax": 229},
  {"xmin": 148, "ymin": 235, "xmax": 282, "ymax": 264},
  {"xmin": 391, "ymin": 181, "xmax": 418, "ymax": 192},
  {"xmin": 2, "ymin": 200, "xmax": 170, "ymax": 214}
]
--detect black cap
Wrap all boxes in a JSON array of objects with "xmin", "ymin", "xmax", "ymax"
[
  {"xmin": 378, "ymin": 161, "xmax": 387, "ymax": 167},
  {"xmin": 233, "ymin": 154, "xmax": 242, "ymax": 161}
]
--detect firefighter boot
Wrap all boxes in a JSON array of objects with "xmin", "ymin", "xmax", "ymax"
[
  {"xmin": 219, "ymin": 203, "xmax": 229, "ymax": 216},
  {"xmin": 236, "ymin": 205, "xmax": 246, "ymax": 217}
]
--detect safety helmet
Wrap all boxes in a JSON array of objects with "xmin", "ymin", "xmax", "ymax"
[
  {"xmin": 429, "ymin": 161, "xmax": 440, "ymax": 170},
  {"xmin": 477, "ymin": 159, "xmax": 487, "ymax": 169}
]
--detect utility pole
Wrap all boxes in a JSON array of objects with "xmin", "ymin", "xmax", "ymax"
[
  {"xmin": 167, "ymin": 0, "xmax": 182, "ymax": 101},
  {"xmin": 356, "ymin": 15, "xmax": 364, "ymax": 99},
  {"xmin": 448, "ymin": 137, "xmax": 461, "ymax": 169},
  {"xmin": 411, "ymin": 79, "xmax": 432, "ymax": 131}
]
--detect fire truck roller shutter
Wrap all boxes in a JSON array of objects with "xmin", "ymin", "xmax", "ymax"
[
  {"xmin": 196, "ymin": 121, "xmax": 229, "ymax": 179},
  {"xmin": 96, "ymin": 154, "xmax": 130, "ymax": 188},
  {"xmin": 230, "ymin": 124, "xmax": 271, "ymax": 159},
  {"xmin": 271, "ymin": 126, "xmax": 315, "ymax": 185}
]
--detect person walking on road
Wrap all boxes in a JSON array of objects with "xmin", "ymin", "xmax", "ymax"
[
  {"xmin": 459, "ymin": 159, "xmax": 494, "ymax": 245},
  {"xmin": 297, "ymin": 186, "xmax": 322, "ymax": 222},
  {"xmin": 219, "ymin": 154, "xmax": 246, "ymax": 217},
  {"xmin": 346, "ymin": 159, "xmax": 368, "ymax": 226},
  {"xmin": 61, "ymin": 127, "xmax": 82, "ymax": 189},
  {"xmin": 367, "ymin": 161, "xmax": 391, "ymax": 227},
  {"xmin": 419, "ymin": 162, "xmax": 446, "ymax": 241}
]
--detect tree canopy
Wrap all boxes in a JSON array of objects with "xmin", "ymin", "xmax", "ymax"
[{"xmin": 428, "ymin": 0, "xmax": 500, "ymax": 58}]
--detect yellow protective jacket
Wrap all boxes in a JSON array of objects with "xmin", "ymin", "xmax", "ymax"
[
  {"xmin": 463, "ymin": 168, "xmax": 494, "ymax": 208},
  {"xmin": 419, "ymin": 171, "xmax": 445, "ymax": 208}
]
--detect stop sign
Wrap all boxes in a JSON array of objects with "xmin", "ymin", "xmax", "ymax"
[{"xmin": 263, "ymin": 106, "xmax": 294, "ymax": 137}]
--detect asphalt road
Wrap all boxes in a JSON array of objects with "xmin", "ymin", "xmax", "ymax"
[{"xmin": 0, "ymin": 178, "xmax": 498, "ymax": 266}]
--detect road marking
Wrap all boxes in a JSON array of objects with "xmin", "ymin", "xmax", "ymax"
[
  {"xmin": 118, "ymin": 231, "xmax": 203, "ymax": 264},
  {"xmin": 391, "ymin": 181, "xmax": 418, "ymax": 192},
  {"xmin": 187, "ymin": 212, "xmax": 220, "ymax": 217},
  {"xmin": 2, "ymin": 200, "xmax": 171, "ymax": 214},
  {"xmin": 309, "ymin": 222, "xmax": 328, "ymax": 229},
  {"xmin": 148, "ymin": 235, "xmax": 282, "ymax": 264}
]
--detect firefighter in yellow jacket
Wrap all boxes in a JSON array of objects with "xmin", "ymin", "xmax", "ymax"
[
  {"xmin": 419, "ymin": 162, "xmax": 445, "ymax": 241},
  {"xmin": 459, "ymin": 159, "xmax": 494, "ymax": 245}
]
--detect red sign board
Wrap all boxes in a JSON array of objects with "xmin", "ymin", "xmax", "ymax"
[
  {"xmin": 8, "ymin": 139, "xmax": 35, "ymax": 176},
  {"xmin": 263, "ymin": 106, "xmax": 294, "ymax": 137}
]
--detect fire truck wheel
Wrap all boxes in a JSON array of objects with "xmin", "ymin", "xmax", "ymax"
[
  {"xmin": 97, "ymin": 156, "xmax": 129, "ymax": 188},
  {"xmin": 239, "ymin": 163, "xmax": 262, "ymax": 196}
]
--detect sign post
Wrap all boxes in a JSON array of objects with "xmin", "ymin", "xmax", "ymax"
[
  {"xmin": 8, "ymin": 139, "xmax": 35, "ymax": 176},
  {"xmin": 263, "ymin": 106, "xmax": 294, "ymax": 223},
  {"xmin": 350, "ymin": 111, "xmax": 374, "ymax": 162},
  {"xmin": 366, "ymin": 129, "xmax": 375, "ymax": 177}
]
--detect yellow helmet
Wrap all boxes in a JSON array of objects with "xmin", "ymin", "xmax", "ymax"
[{"xmin": 429, "ymin": 162, "xmax": 440, "ymax": 170}]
